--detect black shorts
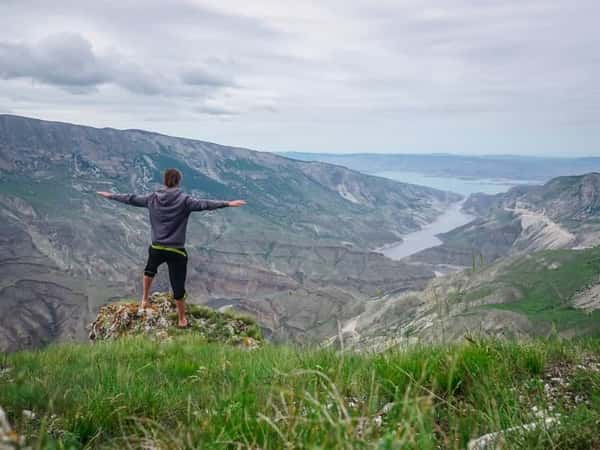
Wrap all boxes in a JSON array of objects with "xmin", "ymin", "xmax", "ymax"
[{"xmin": 144, "ymin": 245, "xmax": 188, "ymax": 300}]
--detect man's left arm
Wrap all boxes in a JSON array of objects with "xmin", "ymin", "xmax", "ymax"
[{"xmin": 185, "ymin": 197, "xmax": 246, "ymax": 211}]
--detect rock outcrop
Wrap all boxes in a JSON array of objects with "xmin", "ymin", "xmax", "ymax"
[{"xmin": 89, "ymin": 292, "xmax": 263, "ymax": 349}]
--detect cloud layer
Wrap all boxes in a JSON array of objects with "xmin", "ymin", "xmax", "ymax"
[{"xmin": 0, "ymin": 0, "xmax": 598, "ymax": 155}]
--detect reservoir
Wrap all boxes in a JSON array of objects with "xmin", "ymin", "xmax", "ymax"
[{"xmin": 372, "ymin": 170, "xmax": 538, "ymax": 196}]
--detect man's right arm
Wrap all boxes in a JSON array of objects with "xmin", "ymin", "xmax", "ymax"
[{"xmin": 97, "ymin": 191, "xmax": 149, "ymax": 208}]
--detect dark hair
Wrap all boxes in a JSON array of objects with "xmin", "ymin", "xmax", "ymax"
[{"xmin": 163, "ymin": 168, "xmax": 182, "ymax": 188}]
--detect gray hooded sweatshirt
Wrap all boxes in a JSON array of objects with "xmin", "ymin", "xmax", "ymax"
[{"xmin": 109, "ymin": 188, "xmax": 229, "ymax": 247}]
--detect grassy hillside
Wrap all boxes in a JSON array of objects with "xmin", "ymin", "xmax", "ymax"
[
  {"xmin": 1, "ymin": 337, "xmax": 599, "ymax": 449},
  {"xmin": 436, "ymin": 247, "xmax": 600, "ymax": 337},
  {"xmin": 489, "ymin": 248, "xmax": 600, "ymax": 332}
]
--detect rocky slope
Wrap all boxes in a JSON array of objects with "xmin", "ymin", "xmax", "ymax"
[
  {"xmin": 331, "ymin": 246, "xmax": 600, "ymax": 352},
  {"xmin": 407, "ymin": 173, "xmax": 600, "ymax": 270},
  {"xmin": 0, "ymin": 114, "xmax": 459, "ymax": 351}
]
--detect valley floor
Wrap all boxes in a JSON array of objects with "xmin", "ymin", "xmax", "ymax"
[{"xmin": 1, "ymin": 337, "xmax": 599, "ymax": 449}]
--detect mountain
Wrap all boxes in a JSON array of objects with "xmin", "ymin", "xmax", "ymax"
[
  {"xmin": 326, "ymin": 173, "xmax": 600, "ymax": 351},
  {"xmin": 283, "ymin": 152, "xmax": 600, "ymax": 181},
  {"xmin": 0, "ymin": 114, "xmax": 459, "ymax": 351}
]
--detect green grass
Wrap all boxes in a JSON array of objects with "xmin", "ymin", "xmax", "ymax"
[
  {"xmin": 1, "ymin": 338, "xmax": 599, "ymax": 449},
  {"xmin": 489, "ymin": 247, "xmax": 600, "ymax": 333},
  {"xmin": 447, "ymin": 287, "xmax": 494, "ymax": 305}
]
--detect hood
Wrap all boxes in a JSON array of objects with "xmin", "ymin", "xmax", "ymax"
[{"xmin": 155, "ymin": 187, "xmax": 184, "ymax": 206}]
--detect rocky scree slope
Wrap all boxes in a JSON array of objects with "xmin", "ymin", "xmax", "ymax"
[{"xmin": 0, "ymin": 114, "xmax": 459, "ymax": 351}]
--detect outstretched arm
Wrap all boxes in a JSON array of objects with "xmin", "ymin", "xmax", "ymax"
[
  {"xmin": 96, "ymin": 191, "xmax": 150, "ymax": 208},
  {"xmin": 186, "ymin": 196, "xmax": 246, "ymax": 212}
]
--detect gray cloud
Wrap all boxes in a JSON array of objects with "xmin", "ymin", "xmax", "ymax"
[
  {"xmin": 0, "ymin": 32, "xmax": 237, "ymax": 97},
  {"xmin": 180, "ymin": 67, "xmax": 235, "ymax": 88},
  {"xmin": 0, "ymin": 33, "xmax": 164, "ymax": 95},
  {"xmin": 0, "ymin": 33, "xmax": 107, "ymax": 92},
  {"xmin": 195, "ymin": 104, "xmax": 239, "ymax": 116}
]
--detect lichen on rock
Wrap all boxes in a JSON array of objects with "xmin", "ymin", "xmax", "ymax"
[{"xmin": 89, "ymin": 292, "xmax": 263, "ymax": 349}]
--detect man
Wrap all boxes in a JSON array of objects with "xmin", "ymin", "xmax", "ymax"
[{"xmin": 97, "ymin": 168, "xmax": 246, "ymax": 327}]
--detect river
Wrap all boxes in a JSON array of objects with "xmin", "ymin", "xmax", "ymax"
[
  {"xmin": 374, "ymin": 171, "xmax": 540, "ymax": 260},
  {"xmin": 378, "ymin": 200, "xmax": 474, "ymax": 260}
]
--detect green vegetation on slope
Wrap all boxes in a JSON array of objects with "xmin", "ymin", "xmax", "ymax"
[
  {"xmin": 490, "ymin": 247, "xmax": 600, "ymax": 333},
  {"xmin": 1, "ymin": 338, "xmax": 599, "ymax": 449},
  {"xmin": 0, "ymin": 175, "xmax": 88, "ymax": 216}
]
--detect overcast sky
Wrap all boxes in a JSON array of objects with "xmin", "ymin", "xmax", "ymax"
[{"xmin": 1, "ymin": 0, "xmax": 599, "ymax": 156}]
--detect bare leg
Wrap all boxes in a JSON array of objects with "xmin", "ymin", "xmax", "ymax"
[
  {"xmin": 176, "ymin": 299, "xmax": 188, "ymax": 327},
  {"xmin": 141, "ymin": 275, "xmax": 153, "ymax": 309}
]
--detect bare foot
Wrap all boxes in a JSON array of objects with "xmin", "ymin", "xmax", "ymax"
[
  {"xmin": 140, "ymin": 300, "xmax": 150, "ymax": 310},
  {"xmin": 178, "ymin": 318, "xmax": 189, "ymax": 328}
]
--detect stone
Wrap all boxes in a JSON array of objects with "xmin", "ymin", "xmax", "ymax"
[
  {"xmin": 468, "ymin": 417, "xmax": 559, "ymax": 450},
  {"xmin": 0, "ymin": 406, "xmax": 24, "ymax": 450},
  {"xmin": 22, "ymin": 410, "xmax": 35, "ymax": 420}
]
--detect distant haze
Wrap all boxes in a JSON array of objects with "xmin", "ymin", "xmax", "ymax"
[
  {"xmin": 1, "ymin": 1, "xmax": 599, "ymax": 156},
  {"xmin": 284, "ymin": 153, "xmax": 600, "ymax": 181}
]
